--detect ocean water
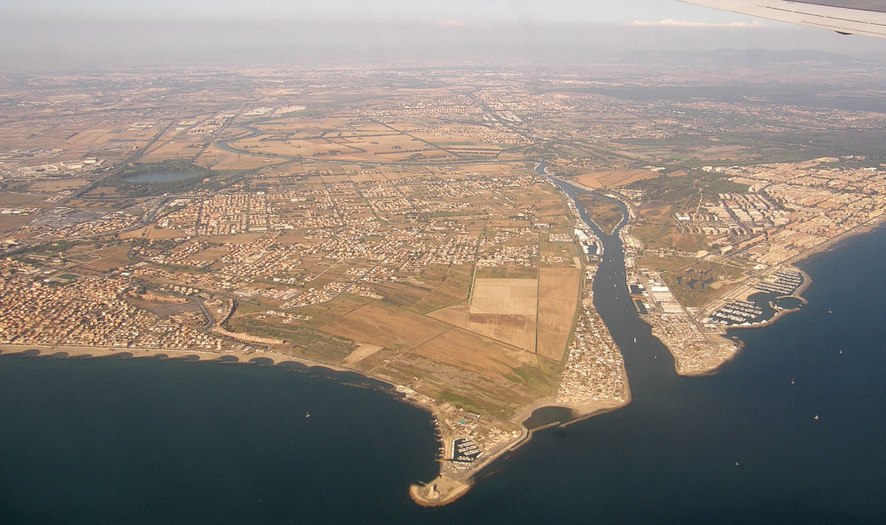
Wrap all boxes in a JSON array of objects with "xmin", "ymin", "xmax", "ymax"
[{"xmin": 1, "ymin": 225, "xmax": 884, "ymax": 524}]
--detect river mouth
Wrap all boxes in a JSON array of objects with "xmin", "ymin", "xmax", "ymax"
[{"xmin": 121, "ymin": 171, "xmax": 201, "ymax": 184}]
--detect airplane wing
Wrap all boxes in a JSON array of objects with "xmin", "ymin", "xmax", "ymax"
[{"xmin": 681, "ymin": 1, "xmax": 886, "ymax": 38}]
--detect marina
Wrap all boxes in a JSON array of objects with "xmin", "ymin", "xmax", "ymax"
[
  {"xmin": 706, "ymin": 299, "xmax": 765, "ymax": 325},
  {"xmin": 706, "ymin": 269, "xmax": 808, "ymax": 327},
  {"xmin": 755, "ymin": 270, "xmax": 805, "ymax": 295},
  {"xmin": 451, "ymin": 438, "xmax": 482, "ymax": 465},
  {"xmin": 1, "ymin": 211, "xmax": 884, "ymax": 524}
]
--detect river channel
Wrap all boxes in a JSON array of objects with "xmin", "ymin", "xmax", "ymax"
[
  {"xmin": 1, "ymin": 164, "xmax": 883, "ymax": 523},
  {"xmin": 536, "ymin": 161, "xmax": 680, "ymax": 404}
]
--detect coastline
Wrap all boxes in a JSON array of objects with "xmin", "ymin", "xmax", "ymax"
[
  {"xmin": 785, "ymin": 217, "xmax": 884, "ymax": 268},
  {"xmin": 0, "ymin": 341, "xmax": 625, "ymax": 508},
  {"xmin": 410, "ymin": 171, "xmax": 638, "ymax": 505},
  {"xmin": 716, "ymin": 213, "xmax": 884, "ymax": 325},
  {"xmin": 409, "ymin": 394, "xmax": 631, "ymax": 507},
  {"xmin": 561, "ymin": 167, "xmax": 883, "ymax": 376},
  {"xmin": 666, "ymin": 218, "xmax": 883, "ymax": 376},
  {"xmin": 671, "ymin": 333, "xmax": 742, "ymax": 377},
  {"xmin": 0, "ymin": 343, "xmax": 364, "ymax": 377},
  {"xmin": 5, "ymin": 189, "xmax": 874, "ymax": 509}
]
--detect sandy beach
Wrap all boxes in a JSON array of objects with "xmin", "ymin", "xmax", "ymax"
[{"xmin": 0, "ymin": 343, "xmax": 377, "ymax": 381}]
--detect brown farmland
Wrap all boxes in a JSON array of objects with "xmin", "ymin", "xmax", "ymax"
[{"xmin": 536, "ymin": 267, "xmax": 582, "ymax": 361}]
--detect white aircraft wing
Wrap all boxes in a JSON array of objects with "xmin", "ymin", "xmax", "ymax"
[{"xmin": 681, "ymin": 1, "xmax": 886, "ymax": 38}]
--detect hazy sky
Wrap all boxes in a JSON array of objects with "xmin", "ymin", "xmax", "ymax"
[
  {"xmin": 1, "ymin": 0, "xmax": 884, "ymax": 70},
  {"xmin": 1, "ymin": 0, "xmax": 759, "ymax": 24}
]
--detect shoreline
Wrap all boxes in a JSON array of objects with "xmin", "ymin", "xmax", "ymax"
[
  {"xmin": 667, "ymin": 272, "xmax": 810, "ymax": 377},
  {"xmin": 0, "ymin": 341, "xmax": 624, "ymax": 508},
  {"xmin": 707, "ymin": 224, "xmax": 879, "ymax": 355},
  {"xmin": 0, "ymin": 343, "xmax": 368, "ymax": 378},
  {"xmin": 409, "ymin": 395, "xmax": 631, "ymax": 507},
  {"xmin": 669, "ymin": 219, "xmax": 884, "ymax": 377},
  {"xmin": 785, "ymin": 217, "xmax": 884, "ymax": 269},
  {"xmin": 411, "ymin": 169, "xmax": 639, "ymax": 506},
  {"xmin": 4, "ymin": 201, "xmax": 876, "ymax": 508},
  {"xmin": 672, "ymin": 334, "xmax": 741, "ymax": 377}
]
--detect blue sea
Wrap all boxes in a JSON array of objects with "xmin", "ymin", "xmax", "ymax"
[{"xmin": 2, "ymin": 225, "xmax": 884, "ymax": 524}]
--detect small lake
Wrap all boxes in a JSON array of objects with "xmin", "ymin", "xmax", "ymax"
[{"xmin": 122, "ymin": 172, "xmax": 200, "ymax": 184}]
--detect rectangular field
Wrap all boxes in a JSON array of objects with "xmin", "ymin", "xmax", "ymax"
[
  {"xmin": 469, "ymin": 278, "xmax": 538, "ymax": 315},
  {"xmin": 429, "ymin": 305, "xmax": 536, "ymax": 353},
  {"xmin": 536, "ymin": 267, "xmax": 582, "ymax": 361}
]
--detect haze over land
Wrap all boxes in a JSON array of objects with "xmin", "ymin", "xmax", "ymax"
[
  {"xmin": 2, "ymin": 55, "xmax": 884, "ymax": 503},
  {"xmin": 2, "ymin": 0, "xmax": 886, "ymax": 69},
  {"xmin": 1, "ymin": 0, "xmax": 884, "ymax": 514}
]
